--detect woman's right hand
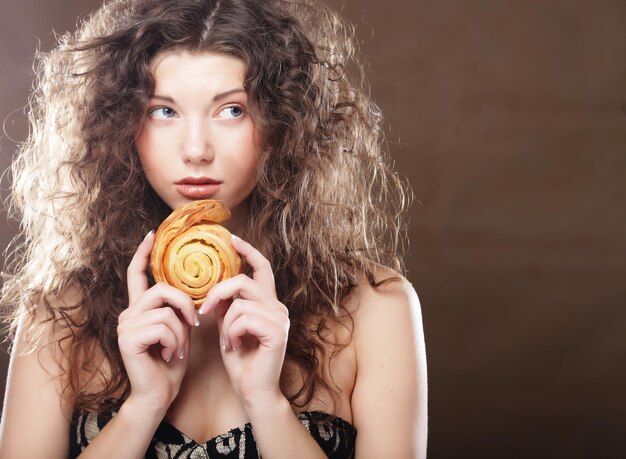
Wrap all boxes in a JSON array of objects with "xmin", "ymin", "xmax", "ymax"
[{"xmin": 117, "ymin": 231, "xmax": 199, "ymax": 416}]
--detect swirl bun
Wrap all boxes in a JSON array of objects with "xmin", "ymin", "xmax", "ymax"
[{"xmin": 150, "ymin": 200, "xmax": 242, "ymax": 307}]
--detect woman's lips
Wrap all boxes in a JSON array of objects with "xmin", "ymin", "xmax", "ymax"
[{"xmin": 175, "ymin": 183, "xmax": 221, "ymax": 199}]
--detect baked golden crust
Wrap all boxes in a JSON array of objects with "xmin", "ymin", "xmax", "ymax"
[{"xmin": 150, "ymin": 200, "xmax": 242, "ymax": 307}]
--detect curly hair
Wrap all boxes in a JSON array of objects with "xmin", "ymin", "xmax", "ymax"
[{"xmin": 2, "ymin": 0, "xmax": 410, "ymax": 413}]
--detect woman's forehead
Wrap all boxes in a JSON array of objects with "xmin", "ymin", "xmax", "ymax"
[{"xmin": 149, "ymin": 50, "xmax": 247, "ymax": 92}]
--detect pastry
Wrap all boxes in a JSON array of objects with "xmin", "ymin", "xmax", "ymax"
[{"xmin": 150, "ymin": 200, "xmax": 241, "ymax": 307}]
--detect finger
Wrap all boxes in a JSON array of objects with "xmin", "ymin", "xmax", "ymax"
[
  {"xmin": 220, "ymin": 298, "xmax": 281, "ymax": 349},
  {"xmin": 120, "ymin": 322, "xmax": 178, "ymax": 362},
  {"xmin": 230, "ymin": 235, "xmax": 276, "ymax": 293},
  {"xmin": 223, "ymin": 313, "xmax": 289, "ymax": 351},
  {"xmin": 132, "ymin": 283, "xmax": 200, "ymax": 328},
  {"xmin": 127, "ymin": 231, "xmax": 155, "ymax": 306},
  {"xmin": 212, "ymin": 299, "xmax": 232, "ymax": 349},
  {"xmin": 137, "ymin": 307, "xmax": 189, "ymax": 359},
  {"xmin": 200, "ymin": 274, "xmax": 268, "ymax": 315},
  {"xmin": 118, "ymin": 309, "xmax": 187, "ymax": 361},
  {"xmin": 213, "ymin": 299, "xmax": 232, "ymax": 326}
]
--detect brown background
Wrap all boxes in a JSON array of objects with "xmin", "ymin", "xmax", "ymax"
[{"xmin": 1, "ymin": 1, "xmax": 625, "ymax": 457}]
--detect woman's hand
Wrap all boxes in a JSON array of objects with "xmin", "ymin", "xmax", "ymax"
[
  {"xmin": 117, "ymin": 231, "xmax": 199, "ymax": 415},
  {"xmin": 199, "ymin": 235, "xmax": 290, "ymax": 409}
]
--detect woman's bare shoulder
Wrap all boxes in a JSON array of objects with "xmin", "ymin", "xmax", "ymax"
[
  {"xmin": 347, "ymin": 265, "xmax": 421, "ymax": 325},
  {"xmin": 0, "ymin": 287, "xmax": 84, "ymax": 458},
  {"xmin": 346, "ymin": 265, "xmax": 428, "ymax": 457},
  {"xmin": 15, "ymin": 285, "xmax": 83, "ymax": 352}
]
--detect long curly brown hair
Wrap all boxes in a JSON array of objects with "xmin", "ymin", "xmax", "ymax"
[{"xmin": 2, "ymin": 0, "xmax": 410, "ymax": 414}]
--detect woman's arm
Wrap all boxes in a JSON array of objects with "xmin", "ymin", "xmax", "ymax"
[
  {"xmin": 0, "ymin": 313, "xmax": 72, "ymax": 459},
  {"xmin": 77, "ymin": 231, "xmax": 197, "ymax": 458},
  {"xmin": 201, "ymin": 235, "xmax": 327, "ymax": 459},
  {"xmin": 0, "ymin": 232, "xmax": 198, "ymax": 459},
  {"xmin": 351, "ymin": 275, "xmax": 428, "ymax": 458}
]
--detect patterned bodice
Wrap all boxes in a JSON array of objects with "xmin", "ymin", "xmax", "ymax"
[{"xmin": 70, "ymin": 408, "xmax": 356, "ymax": 458}]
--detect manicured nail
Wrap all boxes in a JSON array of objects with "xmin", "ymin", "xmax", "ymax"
[
  {"xmin": 220, "ymin": 334, "xmax": 227, "ymax": 351},
  {"xmin": 164, "ymin": 352, "xmax": 172, "ymax": 363},
  {"xmin": 194, "ymin": 313, "xmax": 201, "ymax": 327},
  {"xmin": 231, "ymin": 233, "xmax": 240, "ymax": 240},
  {"xmin": 145, "ymin": 230, "xmax": 155, "ymax": 240},
  {"xmin": 179, "ymin": 349, "xmax": 185, "ymax": 360}
]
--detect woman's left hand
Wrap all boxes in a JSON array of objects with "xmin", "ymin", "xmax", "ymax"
[{"xmin": 198, "ymin": 235, "xmax": 290, "ymax": 407}]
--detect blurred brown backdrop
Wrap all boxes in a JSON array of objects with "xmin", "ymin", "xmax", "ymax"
[{"xmin": 2, "ymin": 1, "xmax": 625, "ymax": 458}]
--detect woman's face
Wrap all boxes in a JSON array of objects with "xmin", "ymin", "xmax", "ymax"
[{"xmin": 136, "ymin": 50, "xmax": 260, "ymax": 226}]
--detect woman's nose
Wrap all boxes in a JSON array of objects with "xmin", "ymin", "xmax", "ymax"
[{"xmin": 181, "ymin": 119, "xmax": 213, "ymax": 163}]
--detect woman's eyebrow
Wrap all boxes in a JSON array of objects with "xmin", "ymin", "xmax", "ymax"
[
  {"xmin": 150, "ymin": 88, "xmax": 246, "ymax": 104},
  {"xmin": 212, "ymin": 88, "xmax": 246, "ymax": 102},
  {"xmin": 150, "ymin": 95, "xmax": 175, "ymax": 103}
]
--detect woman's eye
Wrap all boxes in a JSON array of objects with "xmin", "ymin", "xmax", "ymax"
[
  {"xmin": 148, "ymin": 107, "xmax": 176, "ymax": 119},
  {"xmin": 218, "ymin": 105, "xmax": 245, "ymax": 119}
]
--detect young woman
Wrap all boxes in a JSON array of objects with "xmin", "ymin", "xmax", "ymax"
[{"xmin": 0, "ymin": 0, "xmax": 427, "ymax": 457}]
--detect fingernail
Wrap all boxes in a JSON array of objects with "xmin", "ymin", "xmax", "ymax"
[
  {"xmin": 164, "ymin": 352, "xmax": 172, "ymax": 363},
  {"xmin": 144, "ymin": 230, "xmax": 154, "ymax": 240},
  {"xmin": 194, "ymin": 313, "xmax": 201, "ymax": 327},
  {"xmin": 231, "ymin": 233, "xmax": 240, "ymax": 240},
  {"xmin": 179, "ymin": 349, "xmax": 185, "ymax": 360},
  {"xmin": 199, "ymin": 299, "xmax": 209, "ymax": 315},
  {"xmin": 220, "ymin": 334, "xmax": 227, "ymax": 351}
]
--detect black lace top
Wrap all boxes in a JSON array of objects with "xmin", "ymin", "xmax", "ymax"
[{"xmin": 69, "ymin": 409, "xmax": 356, "ymax": 458}]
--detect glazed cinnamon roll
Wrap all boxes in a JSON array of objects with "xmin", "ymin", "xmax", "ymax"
[{"xmin": 150, "ymin": 200, "xmax": 242, "ymax": 307}]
